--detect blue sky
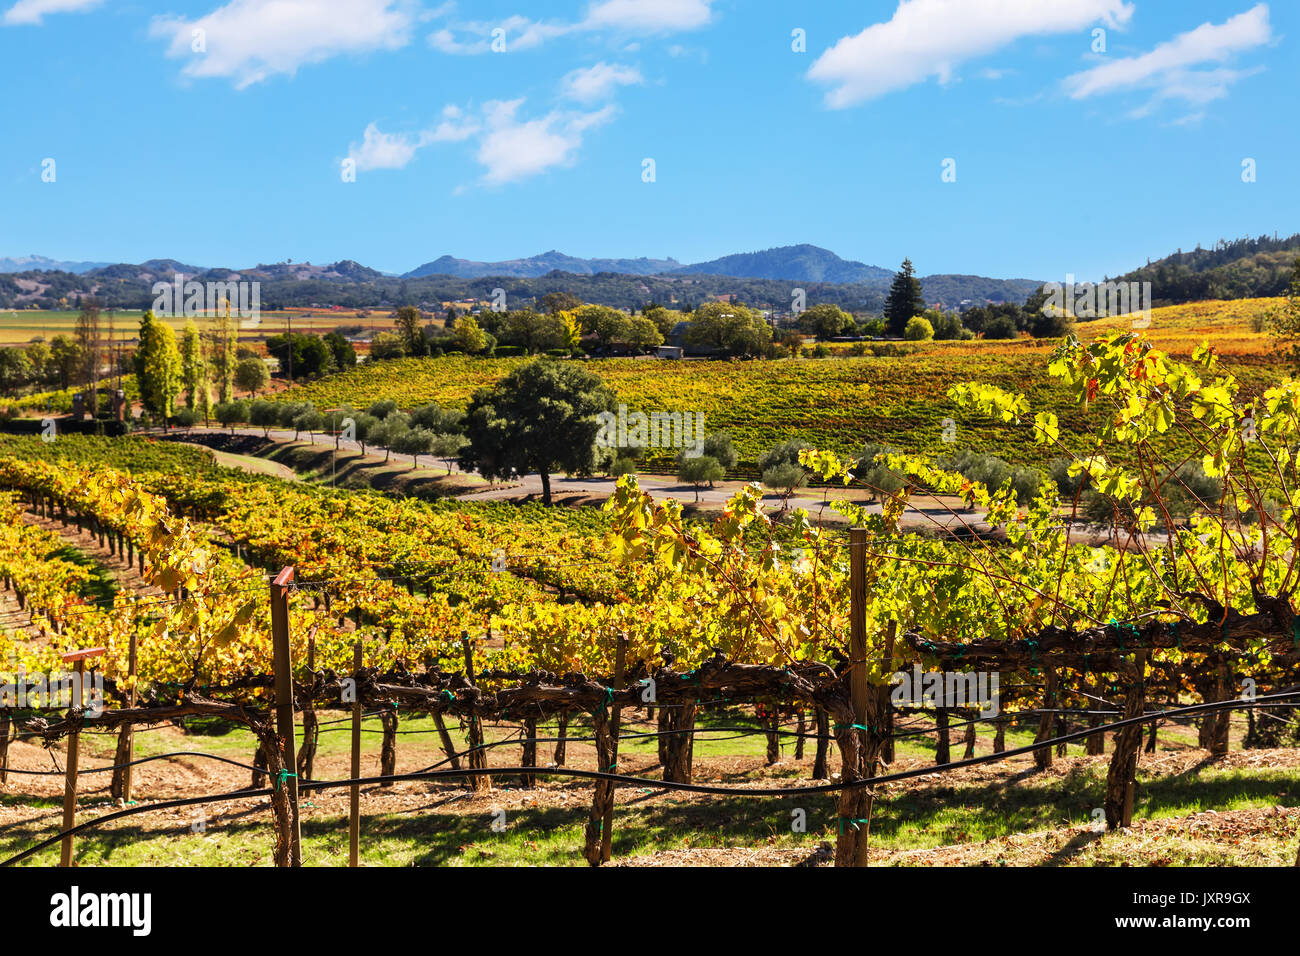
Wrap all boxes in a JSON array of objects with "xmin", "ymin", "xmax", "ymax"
[{"xmin": 1, "ymin": 0, "xmax": 1295, "ymax": 281}]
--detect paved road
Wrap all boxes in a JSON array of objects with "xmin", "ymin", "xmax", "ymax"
[{"xmin": 164, "ymin": 425, "xmax": 991, "ymax": 533}]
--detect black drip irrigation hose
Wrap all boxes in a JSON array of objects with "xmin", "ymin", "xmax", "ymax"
[
  {"xmin": 4, "ymin": 689, "xmax": 1298, "ymax": 867},
  {"xmin": 0, "ymin": 750, "xmax": 268, "ymax": 777},
  {"xmin": 0, "ymin": 699, "xmax": 1283, "ymax": 778}
]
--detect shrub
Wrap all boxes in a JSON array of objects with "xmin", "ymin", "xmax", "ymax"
[
  {"xmin": 369, "ymin": 332, "xmax": 406, "ymax": 360},
  {"xmin": 678, "ymin": 455, "xmax": 725, "ymax": 502},
  {"xmin": 292, "ymin": 407, "xmax": 325, "ymax": 438},
  {"xmin": 758, "ymin": 440, "xmax": 811, "ymax": 474},
  {"xmin": 938, "ymin": 449, "xmax": 1043, "ymax": 504},
  {"xmin": 214, "ymin": 400, "xmax": 249, "ymax": 431},
  {"xmin": 903, "ymin": 317, "xmax": 935, "ymax": 341},
  {"xmin": 410, "ymin": 402, "xmax": 465, "ymax": 433},
  {"xmin": 931, "ymin": 311, "xmax": 964, "ymax": 340},
  {"xmin": 1050, "ymin": 457, "xmax": 1087, "ymax": 497},
  {"xmin": 856, "ymin": 443, "xmax": 905, "ymax": 499},
  {"xmin": 610, "ymin": 456, "xmax": 638, "ymax": 477},
  {"xmin": 249, "ymin": 399, "xmax": 279, "ymax": 436},
  {"xmin": 761, "ymin": 462, "xmax": 807, "ymax": 496},
  {"xmin": 275, "ymin": 401, "xmax": 309, "ymax": 429},
  {"xmin": 984, "ymin": 315, "xmax": 1019, "ymax": 339},
  {"xmin": 703, "ymin": 432, "xmax": 738, "ymax": 470}
]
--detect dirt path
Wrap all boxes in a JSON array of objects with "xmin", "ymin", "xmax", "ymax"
[{"xmin": 19, "ymin": 509, "xmax": 165, "ymax": 600}]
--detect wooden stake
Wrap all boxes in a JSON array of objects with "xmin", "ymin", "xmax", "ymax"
[
  {"xmin": 600, "ymin": 633, "xmax": 627, "ymax": 863},
  {"xmin": 59, "ymin": 648, "xmax": 104, "ymax": 867},
  {"xmin": 120, "ymin": 630, "xmax": 138, "ymax": 802},
  {"xmin": 0, "ymin": 714, "xmax": 10, "ymax": 785},
  {"xmin": 349, "ymin": 640, "xmax": 362, "ymax": 868},
  {"xmin": 269, "ymin": 566, "xmax": 302, "ymax": 866},
  {"xmin": 462, "ymin": 631, "xmax": 489, "ymax": 791},
  {"xmin": 882, "ymin": 621, "xmax": 897, "ymax": 764},
  {"xmin": 835, "ymin": 526, "xmax": 874, "ymax": 867},
  {"xmin": 298, "ymin": 631, "xmax": 318, "ymax": 782}
]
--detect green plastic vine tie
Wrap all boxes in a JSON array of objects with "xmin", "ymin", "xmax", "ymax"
[
  {"xmin": 838, "ymin": 817, "xmax": 871, "ymax": 834},
  {"xmin": 1108, "ymin": 618, "xmax": 1132, "ymax": 656},
  {"xmin": 273, "ymin": 770, "xmax": 296, "ymax": 792},
  {"xmin": 440, "ymin": 690, "xmax": 455, "ymax": 704}
]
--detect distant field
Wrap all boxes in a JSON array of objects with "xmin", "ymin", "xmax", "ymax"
[
  {"xmin": 274, "ymin": 298, "xmax": 1290, "ymax": 475},
  {"xmin": 0, "ymin": 308, "xmax": 401, "ymax": 346}
]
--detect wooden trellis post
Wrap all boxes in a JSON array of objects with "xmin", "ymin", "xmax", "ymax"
[
  {"xmin": 269, "ymin": 566, "xmax": 302, "ymax": 866},
  {"xmin": 835, "ymin": 526, "xmax": 878, "ymax": 867},
  {"xmin": 111, "ymin": 628, "xmax": 138, "ymax": 802},
  {"xmin": 59, "ymin": 647, "xmax": 105, "ymax": 867},
  {"xmin": 462, "ymin": 631, "xmax": 490, "ymax": 791},
  {"xmin": 349, "ymin": 640, "xmax": 362, "ymax": 868}
]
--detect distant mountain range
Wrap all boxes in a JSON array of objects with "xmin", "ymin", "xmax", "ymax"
[
  {"xmin": 0, "ymin": 254, "xmax": 111, "ymax": 274},
  {"xmin": 0, "ymin": 244, "xmax": 1043, "ymax": 311},
  {"xmin": 404, "ymin": 251, "xmax": 682, "ymax": 279},
  {"xmin": 1, "ymin": 243, "xmax": 1015, "ymax": 288},
  {"xmin": 399, "ymin": 244, "xmax": 897, "ymax": 283},
  {"xmin": 12, "ymin": 236, "xmax": 1293, "ymax": 313}
]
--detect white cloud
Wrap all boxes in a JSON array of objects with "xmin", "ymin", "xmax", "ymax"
[
  {"xmin": 343, "ymin": 99, "xmax": 614, "ymax": 185},
  {"xmin": 150, "ymin": 0, "xmax": 418, "ymax": 88},
  {"xmin": 581, "ymin": 0, "xmax": 713, "ymax": 33},
  {"xmin": 808, "ymin": 0, "xmax": 1133, "ymax": 108},
  {"xmin": 347, "ymin": 123, "xmax": 421, "ymax": 172},
  {"xmin": 476, "ymin": 100, "xmax": 616, "ymax": 184},
  {"xmin": 1063, "ymin": 3, "xmax": 1271, "ymax": 113},
  {"xmin": 2, "ymin": 0, "xmax": 100, "ymax": 27},
  {"xmin": 425, "ymin": 104, "xmax": 480, "ymax": 142},
  {"xmin": 429, "ymin": 0, "xmax": 715, "ymax": 56},
  {"xmin": 562, "ymin": 61, "xmax": 643, "ymax": 101},
  {"xmin": 429, "ymin": 13, "xmax": 568, "ymax": 54}
]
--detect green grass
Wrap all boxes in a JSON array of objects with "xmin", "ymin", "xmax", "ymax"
[
  {"xmin": 7, "ymin": 747, "xmax": 1295, "ymax": 867},
  {"xmin": 5, "ymin": 706, "xmax": 1295, "ymax": 867},
  {"xmin": 46, "ymin": 543, "xmax": 119, "ymax": 608}
]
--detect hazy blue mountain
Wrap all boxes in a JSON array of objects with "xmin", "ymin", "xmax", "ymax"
[
  {"xmin": 404, "ymin": 244, "xmax": 896, "ymax": 283},
  {"xmin": 404, "ymin": 250, "xmax": 681, "ymax": 278},
  {"xmin": 88, "ymin": 259, "xmax": 207, "ymax": 281},
  {"xmin": 671, "ymin": 244, "xmax": 894, "ymax": 283},
  {"xmin": 0, "ymin": 254, "xmax": 111, "ymax": 274}
]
